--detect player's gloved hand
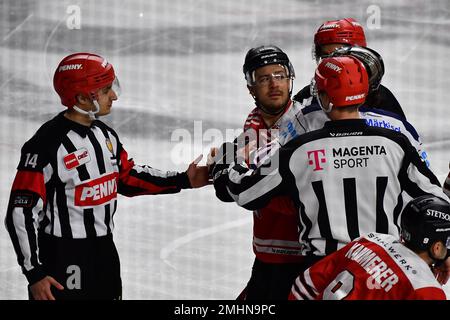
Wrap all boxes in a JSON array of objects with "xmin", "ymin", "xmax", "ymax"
[{"xmin": 208, "ymin": 142, "xmax": 237, "ymax": 179}]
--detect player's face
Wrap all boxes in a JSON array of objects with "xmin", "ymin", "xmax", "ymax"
[
  {"xmin": 249, "ymin": 64, "xmax": 290, "ymax": 115},
  {"xmin": 95, "ymin": 82, "xmax": 119, "ymax": 116}
]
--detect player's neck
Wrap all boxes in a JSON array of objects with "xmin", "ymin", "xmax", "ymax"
[
  {"xmin": 416, "ymin": 251, "xmax": 434, "ymax": 266},
  {"xmin": 261, "ymin": 112, "xmax": 282, "ymax": 128},
  {"xmin": 328, "ymin": 108, "xmax": 360, "ymax": 121},
  {"xmin": 64, "ymin": 108, "xmax": 95, "ymax": 127}
]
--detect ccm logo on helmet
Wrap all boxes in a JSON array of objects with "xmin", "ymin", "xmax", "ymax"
[
  {"xmin": 426, "ymin": 209, "xmax": 450, "ymax": 222},
  {"xmin": 345, "ymin": 93, "xmax": 365, "ymax": 101},
  {"xmin": 325, "ymin": 62, "xmax": 342, "ymax": 73},
  {"xmin": 74, "ymin": 173, "xmax": 118, "ymax": 206},
  {"xmin": 58, "ymin": 64, "xmax": 83, "ymax": 72}
]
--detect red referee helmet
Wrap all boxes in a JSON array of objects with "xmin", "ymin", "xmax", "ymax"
[
  {"xmin": 313, "ymin": 56, "xmax": 369, "ymax": 109},
  {"xmin": 53, "ymin": 53, "xmax": 116, "ymax": 108}
]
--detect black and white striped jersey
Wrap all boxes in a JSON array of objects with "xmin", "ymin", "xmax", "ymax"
[
  {"xmin": 5, "ymin": 111, "xmax": 191, "ymax": 284},
  {"xmin": 257, "ymin": 101, "xmax": 429, "ymax": 169},
  {"xmin": 213, "ymin": 119, "xmax": 448, "ymax": 257}
]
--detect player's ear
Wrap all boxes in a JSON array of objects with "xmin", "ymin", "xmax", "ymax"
[
  {"xmin": 75, "ymin": 93, "xmax": 89, "ymax": 105},
  {"xmin": 431, "ymin": 241, "xmax": 444, "ymax": 258}
]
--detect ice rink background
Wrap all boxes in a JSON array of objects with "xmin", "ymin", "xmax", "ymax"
[{"xmin": 0, "ymin": 0, "xmax": 449, "ymax": 299}]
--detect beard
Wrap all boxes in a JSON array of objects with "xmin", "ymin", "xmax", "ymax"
[{"xmin": 257, "ymin": 95, "xmax": 290, "ymax": 116}]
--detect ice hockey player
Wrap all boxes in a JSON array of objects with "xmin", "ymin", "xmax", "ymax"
[
  {"xmin": 211, "ymin": 55, "xmax": 449, "ymax": 279},
  {"xmin": 290, "ymin": 195, "xmax": 450, "ymax": 300},
  {"xmin": 232, "ymin": 45, "xmax": 304, "ymax": 300}
]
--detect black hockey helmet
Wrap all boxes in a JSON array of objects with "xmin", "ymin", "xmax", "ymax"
[
  {"xmin": 330, "ymin": 45, "xmax": 384, "ymax": 92},
  {"xmin": 401, "ymin": 195, "xmax": 450, "ymax": 251},
  {"xmin": 243, "ymin": 45, "xmax": 295, "ymax": 86}
]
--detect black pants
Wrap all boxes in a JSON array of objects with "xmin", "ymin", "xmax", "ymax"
[
  {"xmin": 29, "ymin": 233, "xmax": 122, "ymax": 300},
  {"xmin": 244, "ymin": 256, "xmax": 323, "ymax": 300}
]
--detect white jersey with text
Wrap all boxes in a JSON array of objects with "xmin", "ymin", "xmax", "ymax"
[{"xmin": 290, "ymin": 232, "xmax": 446, "ymax": 300}]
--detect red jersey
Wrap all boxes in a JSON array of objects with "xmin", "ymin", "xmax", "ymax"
[
  {"xmin": 290, "ymin": 232, "xmax": 446, "ymax": 300},
  {"xmin": 243, "ymin": 101, "xmax": 303, "ymax": 263}
]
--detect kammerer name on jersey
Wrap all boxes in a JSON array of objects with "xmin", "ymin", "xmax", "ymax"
[{"xmin": 291, "ymin": 233, "xmax": 446, "ymax": 300}]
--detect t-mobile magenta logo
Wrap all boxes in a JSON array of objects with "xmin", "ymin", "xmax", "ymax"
[{"xmin": 307, "ymin": 149, "xmax": 326, "ymax": 171}]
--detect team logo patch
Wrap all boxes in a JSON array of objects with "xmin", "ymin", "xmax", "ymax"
[
  {"xmin": 63, "ymin": 148, "xmax": 91, "ymax": 170},
  {"xmin": 105, "ymin": 138, "xmax": 114, "ymax": 155},
  {"xmin": 74, "ymin": 172, "xmax": 118, "ymax": 206}
]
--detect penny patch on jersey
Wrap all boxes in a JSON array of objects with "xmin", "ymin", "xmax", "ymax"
[
  {"xmin": 64, "ymin": 148, "xmax": 91, "ymax": 170},
  {"xmin": 74, "ymin": 172, "xmax": 118, "ymax": 206}
]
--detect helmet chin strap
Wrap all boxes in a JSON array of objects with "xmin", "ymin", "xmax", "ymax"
[{"xmin": 73, "ymin": 100, "xmax": 100, "ymax": 120}]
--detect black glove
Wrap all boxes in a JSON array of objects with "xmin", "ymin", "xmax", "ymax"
[{"xmin": 209, "ymin": 141, "xmax": 237, "ymax": 178}]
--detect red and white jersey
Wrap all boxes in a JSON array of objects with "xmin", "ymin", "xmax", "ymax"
[
  {"xmin": 243, "ymin": 101, "xmax": 304, "ymax": 263},
  {"xmin": 290, "ymin": 232, "xmax": 446, "ymax": 300},
  {"xmin": 5, "ymin": 112, "xmax": 191, "ymax": 284}
]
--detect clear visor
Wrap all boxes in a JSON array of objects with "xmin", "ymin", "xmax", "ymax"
[
  {"xmin": 91, "ymin": 77, "xmax": 121, "ymax": 100},
  {"xmin": 112, "ymin": 77, "xmax": 121, "ymax": 97},
  {"xmin": 247, "ymin": 64, "xmax": 292, "ymax": 86}
]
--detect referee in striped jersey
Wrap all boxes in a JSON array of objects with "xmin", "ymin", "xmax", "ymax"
[
  {"xmin": 211, "ymin": 55, "xmax": 450, "ymax": 285},
  {"xmin": 5, "ymin": 53, "xmax": 209, "ymax": 300}
]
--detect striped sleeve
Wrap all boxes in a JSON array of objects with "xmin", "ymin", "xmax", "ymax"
[
  {"xmin": 400, "ymin": 144, "xmax": 449, "ymax": 201},
  {"xmin": 4, "ymin": 142, "xmax": 49, "ymax": 285},
  {"xmin": 117, "ymin": 146, "xmax": 191, "ymax": 197},
  {"xmin": 213, "ymin": 146, "xmax": 287, "ymax": 211}
]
